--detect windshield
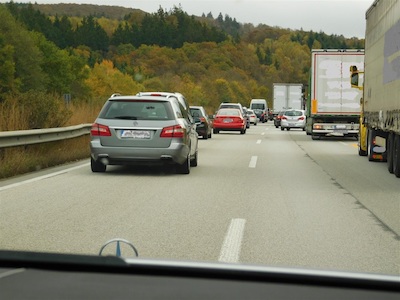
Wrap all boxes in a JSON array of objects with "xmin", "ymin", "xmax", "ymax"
[
  {"xmin": 0, "ymin": 0, "xmax": 399, "ymax": 283},
  {"xmin": 251, "ymin": 104, "xmax": 265, "ymax": 110}
]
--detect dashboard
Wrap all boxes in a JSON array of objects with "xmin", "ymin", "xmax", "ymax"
[{"xmin": 1, "ymin": 250, "xmax": 399, "ymax": 299}]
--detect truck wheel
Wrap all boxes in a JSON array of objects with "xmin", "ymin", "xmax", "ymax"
[
  {"xmin": 358, "ymin": 143, "xmax": 367, "ymax": 156},
  {"xmin": 387, "ymin": 133, "xmax": 394, "ymax": 173},
  {"xmin": 311, "ymin": 134, "xmax": 320, "ymax": 140},
  {"xmin": 393, "ymin": 134, "xmax": 400, "ymax": 178},
  {"xmin": 367, "ymin": 129, "xmax": 374, "ymax": 161}
]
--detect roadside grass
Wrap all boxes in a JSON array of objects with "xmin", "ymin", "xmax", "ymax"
[
  {"xmin": 0, "ymin": 101, "xmax": 103, "ymax": 180},
  {"xmin": 0, "ymin": 136, "xmax": 91, "ymax": 179}
]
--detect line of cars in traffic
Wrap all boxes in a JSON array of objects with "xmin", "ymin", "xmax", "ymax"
[{"xmin": 89, "ymin": 92, "xmax": 268, "ymax": 175}]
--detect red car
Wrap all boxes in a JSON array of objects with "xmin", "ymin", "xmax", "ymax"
[{"xmin": 213, "ymin": 108, "xmax": 246, "ymax": 134}]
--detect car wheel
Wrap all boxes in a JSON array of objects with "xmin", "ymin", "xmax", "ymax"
[
  {"xmin": 280, "ymin": 127, "xmax": 284, "ymax": 131},
  {"xmin": 287, "ymin": 128, "xmax": 290, "ymax": 131},
  {"xmin": 91, "ymin": 157, "xmax": 106, "ymax": 173},
  {"xmin": 240, "ymin": 128, "xmax": 245, "ymax": 134},
  {"xmin": 254, "ymin": 122, "xmax": 257, "ymax": 126},
  {"xmin": 176, "ymin": 154, "xmax": 190, "ymax": 174},
  {"xmin": 190, "ymin": 150, "xmax": 198, "ymax": 167}
]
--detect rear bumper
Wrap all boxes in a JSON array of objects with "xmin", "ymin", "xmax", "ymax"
[
  {"xmin": 90, "ymin": 140, "xmax": 189, "ymax": 165},
  {"xmin": 312, "ymin": 123, "xmax": 359, "ymax": 136},
  {"xmin": 213, "ymin": 124, "xmax": 245, "ymax": 130},
  {"xmin": 281, "ymin": 120, "xmax": 305, "ymax": 129}
]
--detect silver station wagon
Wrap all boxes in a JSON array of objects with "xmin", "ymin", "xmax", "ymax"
[{"xmin": 90, "ymin": 92, "xmax": 198, "ymax": 174}]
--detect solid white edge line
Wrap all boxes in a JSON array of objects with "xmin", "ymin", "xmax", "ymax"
[
  {"xmin": 218, "ymin": 218, "xmax": 246, "ymax": 263},
  {"xmin": 248, "ymin": 156, "xmax": 257, "ymax": 168},
  {"xmin": 0, "ymin": 163, "xmax": 90, "ymax": 192}
]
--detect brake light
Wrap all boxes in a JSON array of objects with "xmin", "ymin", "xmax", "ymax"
[
  {"xmin": 160, "ymin": 125, "xmax": 185, "ymax": 138},
  {"xmin": 298, "ymin": 116, "xmax": 305, "ymax": 120},
  {"xmin": 282, "ymin": 116, "xmax": 287, "ymax": 120},
  {"xmin": 200, "ymin": 117, "xmax": 205, "ymax": 122},
  {"xmin": 91, "ymin": 123, "xmax": 111, "ymax": 136}
]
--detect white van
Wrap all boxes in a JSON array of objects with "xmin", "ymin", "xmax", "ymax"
[{"xmin": 249, "ymin": 99, "xmax": 268, "ymax": 123}]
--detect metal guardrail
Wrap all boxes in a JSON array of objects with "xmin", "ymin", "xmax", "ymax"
[{"xmin": 0, "ymin": 124, "xmax": 92, "ymax": 149}]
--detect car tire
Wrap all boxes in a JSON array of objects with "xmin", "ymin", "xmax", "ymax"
[
  {"xmin": 240, "ymin": 128, "xmax": 245, "ymax": 134},
  {"xmin": 280, "ymin": 127, "xmax": 284, "ymax": 131},
  {"xmin": 287, "ymin": 128, "xmax": 290, "ymax": 131},
  {"xmin": 91, "ymin": 157, "xmax": 106, "ymax": 173},
  {"xmin": 176, "ymin": 154, "xmax": 190, "ymax": 174},
  {"xmin": 190, "ymin": 150, "xmax": 198, "ymax": 167}
]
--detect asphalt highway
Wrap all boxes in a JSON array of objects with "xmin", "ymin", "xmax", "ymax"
[{"xmin": 1, "ymin": 122, "xmax": 399, "ymax": 275}]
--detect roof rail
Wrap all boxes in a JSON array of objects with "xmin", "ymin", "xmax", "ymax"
[{"xmin": 110, "ymin": 93, "xmax": 121, "ymax": 97}]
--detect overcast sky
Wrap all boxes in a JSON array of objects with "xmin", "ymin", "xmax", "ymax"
[{"xmin": 4, "ymin": 0, "xmax": 373, "ymax": 38}]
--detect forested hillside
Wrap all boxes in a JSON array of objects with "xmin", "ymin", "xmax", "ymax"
[{"xmin": 0, "ymin": 2, "xmax": 364, "ymax": 131}]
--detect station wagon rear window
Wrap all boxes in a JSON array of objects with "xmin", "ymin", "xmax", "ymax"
[{"xmin": 100, "ymin": 100, "xmax": 174, "ymax": 120}]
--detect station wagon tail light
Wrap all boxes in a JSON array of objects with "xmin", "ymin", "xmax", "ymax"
[
  {"xmin": 160, "ymin": 125, "xmax": 185, "ymax": 137},
  {"xmin": 298, "ymin": 116, "xmax": 305, "ymax": 120},
  {"xmin": 91, "ymin": 123, "xmax": 111, "ymax": 136}
]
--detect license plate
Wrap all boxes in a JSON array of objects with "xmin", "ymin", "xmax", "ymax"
[
  {"xmin": 121, "ymin": 130, "xmax": 151, "ymax": 139},
  {"xmin": 334, "ymin": 129, "xmax": 348, "ymax": 134},
  {"xmin": 335, "ymin": 125, "xmax": 347, "ymax": 129},
  {"xmin": 289, "ymin": 123, "xmax": 295, "ymax": 126},
  {"xmin": 223, "ymin": 118, "xmax": 233, "ymax": 123}
]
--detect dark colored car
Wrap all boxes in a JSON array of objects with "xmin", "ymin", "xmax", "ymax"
[
  {"xmin": 190, "ymin": 106, "xmax": 212, "ymax": 139},
  {"xmin": 274, "ymin": 110, "xmax": 286, "ymax": 128}
]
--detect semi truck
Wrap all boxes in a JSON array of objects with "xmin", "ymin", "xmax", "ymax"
[
  {"xmin": 306, "ymin": 49, "xmax": 364, "ymax": 140},
  {"xmin": 350, "ymin": 0, "xmax": 400, "ymax": 177},
  {"xmin": 272, "ymin": 83, "xmax": 304, "ymax": 116}
]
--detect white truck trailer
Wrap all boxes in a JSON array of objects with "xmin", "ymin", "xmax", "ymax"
[
  {"xmin": 351, "ymin": 0, "xmax": 400, "ymax": 177},
  {"xmin": 306, "ymin": 49, "xmax": 364, "ymax": 140},
  {"xmin": 272, "ymin": 83, "xmax": 303, "ymax": 117}
]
